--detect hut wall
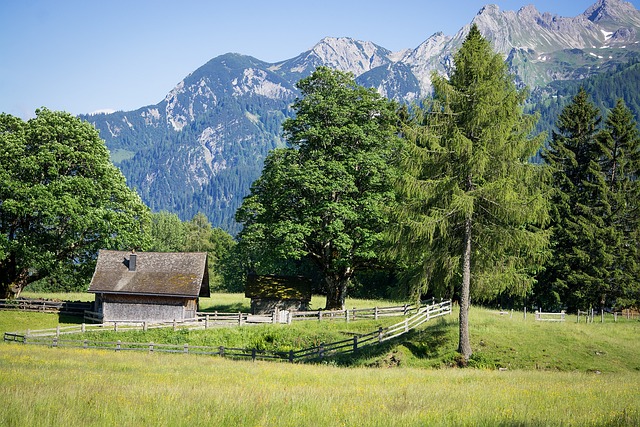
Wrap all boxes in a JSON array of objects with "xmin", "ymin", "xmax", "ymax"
[
  {"xmin": 100, "ymin": 294, "xmax": 193, "ymax": 322},
  {"xmin": 251, "ymin": 298, "xmax": 309, "ymax": 315}
]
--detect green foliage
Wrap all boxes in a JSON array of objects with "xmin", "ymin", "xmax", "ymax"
[
  {"xmin": 390, "ymin": 25, "xmax": 550, "ymax": 360},
  {"xmin": 540, "ymin": 91, "xmax": 640, "ymax": 311},
  {"xmin": 0, "ymin": 109, "xmax": 151, "ymax": 297},
  {"xmin": 600, "ymin": 99, "xmax": 640, "ymax": 309},
  {"xmin": 236, "ymin": 67, "xmax": 401, "ymax": 309}
]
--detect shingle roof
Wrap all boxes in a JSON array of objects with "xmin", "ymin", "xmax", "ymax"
[
  {"xmin": 88, "ymin": 250, "xmax": 210, "ymax": 298},
  {"xmin": 245, "ymin": 274, "xmax": 312, "ymax": 301}
]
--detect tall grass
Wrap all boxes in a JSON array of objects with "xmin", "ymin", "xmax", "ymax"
[{"xmin": 1, "ymin": 344, "xmax": 638, "ymax": 426}]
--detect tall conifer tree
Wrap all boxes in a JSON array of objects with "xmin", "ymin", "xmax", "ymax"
[
  {"xmin": 600, "ymin": 99, "xmax": 640, "ymax": 307},
  {"xmin": 541, "ymin": 88, "xmax": 614, "ymax": 311},
  {"xmin": 390, "ymin": 25, "xmax": 549, "ymax": 361}
]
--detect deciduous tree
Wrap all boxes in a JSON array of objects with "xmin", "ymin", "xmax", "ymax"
[
  {"xmin": 236, "ymin": 67, "xmax": 400, "ymax": 310},
  {"xmin": 0, "ymin": 109, "xmax": 150, "ymax": 297}
]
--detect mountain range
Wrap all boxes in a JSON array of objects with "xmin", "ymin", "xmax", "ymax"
[{"xmin": 81, "ymin": 0, "xmax": 640, "ymax": 234}]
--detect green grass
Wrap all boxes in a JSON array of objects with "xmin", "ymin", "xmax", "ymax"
[
  {"xmin": 1, "ymin": 344, "xmax": 638, "ymax": 426},
  {"xmin": 353, "ymin": 306, "xmax": 640, "ymax": 372},
  {"xmin": 2, "ymin": 294, "xmax": 640, "ymax": 426}
]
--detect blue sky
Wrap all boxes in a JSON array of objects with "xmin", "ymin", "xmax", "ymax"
[{"xmin": 1, "ymin": 0, "xmax": 638, "ymax": 119}]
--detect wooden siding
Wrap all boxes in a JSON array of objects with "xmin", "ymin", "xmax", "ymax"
[{"xmin": 100, "ymin": 293, "xmax": 196, "ymax": 322}]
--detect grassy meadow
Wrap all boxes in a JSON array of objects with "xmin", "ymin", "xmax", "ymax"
[{"xmin": 1, "ymin": 293, "xmax": 639, "ymax": 426}]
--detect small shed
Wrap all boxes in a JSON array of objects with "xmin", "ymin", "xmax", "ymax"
[
  {"xmin": 245, "ymin": 274, "xmax": 312, "ymax": 315},
  {"xmin": 87, "ymin": 250, "xmax": 210, "ymax": 322}
]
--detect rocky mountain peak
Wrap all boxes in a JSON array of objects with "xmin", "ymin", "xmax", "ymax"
[
  {"xmin": 583, "ymin": 0, "xmax": 640, "ymax": 29},
  {"xmin": 307, "ymin": 37, "xmax": 392, "ymax": 76},
  {"xmin": 84, "ymin": 0, "xmax": 640, "ymax": 233}
]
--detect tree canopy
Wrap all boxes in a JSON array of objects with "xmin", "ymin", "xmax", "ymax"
[
  {"xmin": 390, "ymin": 25, "xmax": 550, "ymax": 361},
  {"xmin": 0, "ymin": 109, "xmax": 151, "ymax": 297},
  {"xmin": 540, "ymin": 92, "xmax": 640, "ymax": 311},
  {"xmin": 236, "ymin": 67, "xmax": 401, "ymax": 309}
]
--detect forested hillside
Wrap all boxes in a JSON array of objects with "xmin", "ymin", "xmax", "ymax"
[
  {"xmin": 81, "ymin": 1, "xmax": 640, "ymax": 234},
  {"xmin": 531, "ymin": 59, "xmax": 640, "ymax": 138}
]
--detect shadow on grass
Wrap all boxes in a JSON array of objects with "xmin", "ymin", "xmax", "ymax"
[
  {"xmin": 57, "ymin": 313, "xmax": 86, "ymax": 325},
  {"xmin": 327, "ymin": 317, "xmax": 456, "ymax": 367}
]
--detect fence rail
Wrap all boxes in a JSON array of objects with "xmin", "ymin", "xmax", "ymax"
[
  {"xmin": 4, "ymin": 299, "xmax": 446, "ymax": 339},
  {"xmin": 535, "ymin": 310, "xmax": 566, "ymax": 322},
  {"xmin": 0, "ymin": 299, "xmax": 91, "ymax": 315},
  {"xmin": 3, "ymin": 300, "xmax": 452, "ymax": 363}
]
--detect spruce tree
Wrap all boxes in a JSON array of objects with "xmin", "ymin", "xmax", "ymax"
[
  {"xmin": 390, "ymin": 25, "xmax": 549, "ymax": 361},
  {"xmin": 541, "ymin": 88, "xmax": 614, "ymax": 311},
  {"xmin": 600, "ymin": 99, "xmax": 640, "ymax": 308}
]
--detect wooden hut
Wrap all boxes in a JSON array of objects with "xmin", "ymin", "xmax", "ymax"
[
  {"xmin": 87, "ymin": 250, "xmax": 210, "ymax": 322},
  {"xmin": 245, "ymin": 274, "xmax": 312, "ymax": 314}
]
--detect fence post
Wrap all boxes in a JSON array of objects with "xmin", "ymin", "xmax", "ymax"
[
  {"xmin": 251, "ymin": 348, "xmax": 257, "ymax": 362},
  {"xmin": 318, "ymin": 343, "xmax": 325, "ymax": 359},
  {"xmin": 143, "ymin": 321, "xmax": 148, "ymax": 332},
  {"xmin": 149, "ymin": 342, "xmax": 154, "ymax": 353},
  {"xmin": 83, "ymin": 339, "xmax": 88, "ymax": 349},
  {"xmin": 524, "ymin": 307, "xmax": 527, "ymax": 321},
  {"xmin": 116, "ymin": 340, "xmax": 121, "ymax": 351},
  {"xmin": 184, "ymin": 343, "xmax": 189, "ymax": 354},
  {"xmin": 346, "ymin": 309, "xmax": 350, "ymax": 323},
  {"xmin": 403, "ymin": 304, "xmax": 408, "ymax": 316},
  {"xmin": 205, "ymin": 314, "xmax": 209, "ymax": 329},
  {"xmin": 318, "ymin": 311, "xmax": 322, "ymax": 321},
  {"xmin": 114, "ymin": 322, "xmax": 118, "ymax": 332},
  {"xmin": 287, "ymin": 311, "xmax": 292, "ymax": 325},
  {"xmin": 173, "ymin": 319, "xmax": 177, "ymax": 331},
  {"xmin": 56, "ymin": 325, "xmax": 60, "ymax": 338},
  {"xmin": 378, "ymin": 327, "xmax": 383, "ymax": 343},
  {"xmin": 404, "ymin": 318, "xmax": 409, "ymax": 333},
  {"xmin": 219, "ymin": 346, "xmax": 225, "ymax": 357},
  {"xmin": 374, "ymin": 307, "xmax": 378, "ymax": 320},
  {"xmin": 81, "ymin": 323, "xmax": 86, "ymax": 333},
  {"xmin": 353, "ymin": 336, "xmax": 358, "ymax": 353},
  {"xmin": 238, "ymin": 312, "xmax": 244, "ymax": 326},
  {"xmin": 288, "ymin": 350, "xmax": 294, "ymax": 363},
  {"xmin": 614, "ymin": 312, "xmax": 617, "ymax": 322},
  {"xmin": 52, "ymin": 337, "xmax": 58, "ymax": 348}
]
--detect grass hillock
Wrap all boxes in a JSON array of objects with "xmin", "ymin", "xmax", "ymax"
[{"xmin": 350, "ymin": 306, "xmax": 640, "ymax": 373}]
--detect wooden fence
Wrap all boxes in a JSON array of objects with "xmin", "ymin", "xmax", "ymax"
[
  {"xmin": 535, "ymin": 310, "xmax": 566, "ymax": 322},
  {"xmin": 577, "ymin": 309, "xmax": 640, "ymax": 323},
  {"xmin": 3, "ymin": 299, "xmax": 443, "ymax": 339},
  {"xmin": 3, "ymin": 300, "xmax": 452, "ymax": 363},
  {"xmin": 0, "ymin": 299, "xmax": 91, "ymax": 315}
]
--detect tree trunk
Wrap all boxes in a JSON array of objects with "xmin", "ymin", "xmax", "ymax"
[
  {"xmin": 0, "ymin": 256, "xmax": 34, "ymax": 299},
  {"xmin": 458, "ymin": 216, "xmax": 473, "ymax": 362},
  {"xmin": 324, "ymin": 275, "xmax": 350, "ymax": 310}
]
